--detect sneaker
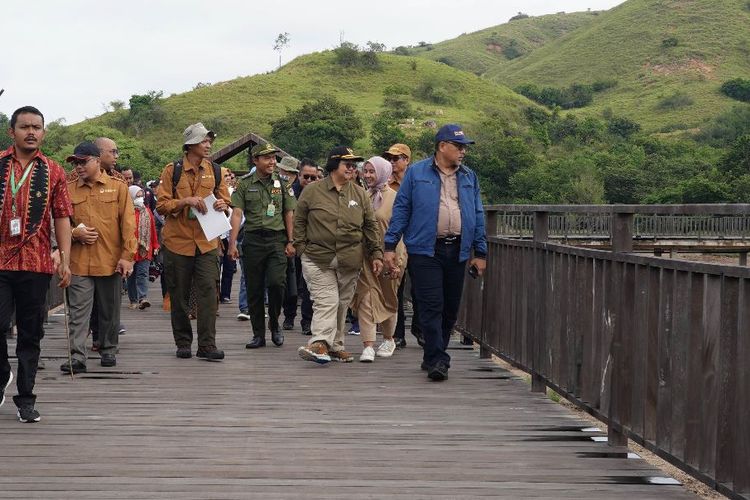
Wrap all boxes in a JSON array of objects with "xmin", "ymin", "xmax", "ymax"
[
  {"xmin": 138, "ymin": 299, "xmax": 151, "ymax": 310},
  {"xmin": 128, "ymin": 303, "xmax": 138, "ymax": 310},
  {"xmin": 196, "ymin": 346, "xmax": 225, "ymax": 361},
  {"xmin": 298, "ymin": 341, "xmax": 331, "ymax": 364},
  {"xmin": 282, "ymin": 318, "xmax": 294, "ymax": 330},
  {"xmin": 428, "ymin": 362, "xmax": 449, "ymax": 381},
  {"xmin": 237, "ymin": 311, "xmax": 250, "ymax": 321},
  {"xmin": 118, "ymin": 325, "xmax": 127, "ymax": 335},
  {"xmin": 394, "ymin": 337, "xmax": 407, "ymax": 349},
  {"xmin": 176, "ymin": 346, "xmax": 192, "ymax": 359},
  {"xmin": 376, "ymin": 339, "xmax": 396, "ymax": 358},
  {"xmin": 329, "ymin": 350, "xmax": 354, "ymax": 363},
  {"xmin": 220, "ymin": 297, "xmax": 232, "ymax": 304},
  {"xmin": 17, "ymin": 405, "xmax": 41, "ymax": 423},
  {"xmin": 0, "ymin": 371, "xmax": 13, "ymax": 408},
  {"xmin": 347, "ymin": 328, "xmax": 360, "ymax": 336},
  {"xmin": 359, "ymin": 346, "xmax": 375, "ymax": 363},
  {"xmin": 100, "ymin": 354, "xmax": 117, "ymax": 367}
]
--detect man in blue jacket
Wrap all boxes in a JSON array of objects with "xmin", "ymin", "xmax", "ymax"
[{"xmin": 383, "ymin": 124, "xmax": 487, "ymax": 381}]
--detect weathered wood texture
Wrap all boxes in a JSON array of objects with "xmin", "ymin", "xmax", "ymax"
[
  {"xmin": 0, "ymin": 280, "xmax": 696, "ymax": 499},
  {"xmin": 458, "ymin": 205, "xmax": 750, "ymax": 500}
]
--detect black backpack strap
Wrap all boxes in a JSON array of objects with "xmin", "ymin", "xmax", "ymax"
[
  {"xmin": 211, "ymin": 161, "xmax": 222, "ymax": 193},
  {"xmin": 171, "ymin": 159, "xmax": 183, "ymax": 198}
]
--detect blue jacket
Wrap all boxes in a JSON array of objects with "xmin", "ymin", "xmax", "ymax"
[{"xmin": 384, "ymin": 157, "xmax": 487, "ymax": 262}]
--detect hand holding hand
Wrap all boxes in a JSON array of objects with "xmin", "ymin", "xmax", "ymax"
[
  {"xmin": 372, "ymin": 259, "xmax": 384, "ymax": 277},
  {"xmin": 284, "ymin": 242, "xmax": 296, "ymax": 258}
]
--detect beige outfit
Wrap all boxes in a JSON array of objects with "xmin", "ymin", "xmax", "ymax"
[
  {"xmin": 350, "ymin": 187, "xmax": 407, "ymax": 343},
  {"xmin": 436, "ymin": 168, "xmax": 461, "ymax": 237}
]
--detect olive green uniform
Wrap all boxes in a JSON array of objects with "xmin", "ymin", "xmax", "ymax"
[{"xmin": 231, "ymin": 171, "xmax": 296, "ymax": 337}]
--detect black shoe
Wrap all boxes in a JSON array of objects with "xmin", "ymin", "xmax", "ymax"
[
  {"xmin": 17, "ymin": 405, "xmax": 41, "ymax": 423},
  {"xmin": 271, "ymin": 329, "xmax": 284, "ymax": 347},
  {"xmin": 60, "ymin": 360, "xmax": 87, "ymax": 374},
  {"xmin": 413, "ymin": 329, "xmax": 425, "ymax": 347},
  {"xmin": 420, "ymin": 361, "xmax": 430, "ymax": 371},
  {"xmin": 246, "ymin": 336, "xmax": 266, "ymax": 349},
  {"xmin": 394, "ymin": 337, "xmax": 407, "ymax": 349},
  {"xmin": 428, "ymin": 362, "xmax": 449, "ymax": 381},
  {"xmin": 282, "ymin": 318, "xmax": 294, "ymax": 330},
  {"xmin": 460, "ymin": 335, "xmax": 473, "ymax": 346},
  {"xmin": 176, "ymin": 346, "xmax": 192, "ymax": 358},
  {"xmin": 300, "ymin": 321, "xmax": 312, "ymax": 336},
  {"xmin": 100, "ymin": 354, "xmax": 116, "ymax": 367},
  {"xmin": 196, "ymin": 346, "xmax": 225, "ymax": 361}
]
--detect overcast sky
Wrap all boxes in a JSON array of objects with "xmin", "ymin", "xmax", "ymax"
[{"xmin": 1, "ymin": 0, "xmax": 625, "ymax": 125}]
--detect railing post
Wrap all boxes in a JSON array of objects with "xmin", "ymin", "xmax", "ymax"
[
  {"xmin": 740, "ymin": 252, "xmax": 747, "ymax": 266},
  {"xmin": 531, "ymin": 211, "xmax": 549, "ymax": 393},
  {"xmin": 485, "ymin": 209, "xmax": 498, "ymax": 237},
  {"xmin": 608, "ymin": 210, "xmax": 632, "ymax": 447}
]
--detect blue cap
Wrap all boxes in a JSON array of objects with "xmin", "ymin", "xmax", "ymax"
[{"xmin": 434, "ymin": 124, "xmax": 475, "ymax": 145}]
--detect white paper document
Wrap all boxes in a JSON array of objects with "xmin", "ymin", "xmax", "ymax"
[{"xmin": 191, "ymin": 194, "xmax": 231, "ymax": 241}]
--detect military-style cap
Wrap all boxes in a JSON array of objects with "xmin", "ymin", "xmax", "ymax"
[
  {"xmin": 250, "ymin": 143, "xmax": 280, "ymax": 157},
  {"xmin": 278, "ymin": 156, "xmax": 300, "ymax": 173}
]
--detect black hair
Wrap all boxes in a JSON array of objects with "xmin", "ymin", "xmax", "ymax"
[
  {"xmin": 300, "ymin": 158, "xmax": 318, "ymax": 169},
  {"xmin": 182, "ymin": 144, "xmax": 190, "ymax": 153},
  {"xmin": 325, "ymin": 157, "xmax": 340, "ymax": 172},
  {"xmin": 133, "ymin": 170, "xmax": 142, "ymax": 181},
  {"xmin": 10, "ymin": 106, "xmax": 45, "ymax": 129}
]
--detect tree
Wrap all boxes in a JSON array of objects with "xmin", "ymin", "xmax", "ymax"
[
  {"xmin": 128, "ymin": 90, "xmax": 166, "ymax": 136},
  {"xmin": 270, "ymin": 96, "xmax": 364, "ymax": 161},
  {"xmin": 370, "ymin": 115, "xmax": 406, "ymax": 153},
  {"xmin": 273, "ymin": 32, "xmax": 290, "ymax": 69},
  {"xmin": 0, "ymin": 113, "xmax": 11, "ymax": 150}
]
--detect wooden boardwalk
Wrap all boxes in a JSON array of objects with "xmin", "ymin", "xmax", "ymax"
[{"xmin": 0, "ymin": 282, "xmax": 698, "ymax": 499}]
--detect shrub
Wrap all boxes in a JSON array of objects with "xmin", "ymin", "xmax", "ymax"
[
  {"xmin": 370, "ymin": 115, "xmax": 407, "ymax": 153},
  {"xmin": 393, "ymin": 46, "xmax": 410, "ymax": 56},
  {"xmin": 720, "ymin": 78, "xmax": 750, "ymax": 102},
  {"xmin": 607, "ymin": 117, "xmax": 641, "ymax": 138},
  {"xmin": 656, "ymin": 91, "xmax": 694, "ymax": 110},
  {"xmin": 661, "ymin": 37, "xmax": 679, "ymax": 48},
  {"xmin": 414, "ymin": 78, "xmax": 456, "ymax": 105},
  {"xmin": 510, "ymin": 12, "xmax": 529, "ymax": 21},
  {"xmin": 333, "ymin": 42, "xmax": 382, "ymax": 69},
  {"xmin": 502, "ymin": 40, "xmax": 524, "ymax": 60},
  {"xmin": 591, "ymin": 79, "xmax": 618, "ymax": 92}
]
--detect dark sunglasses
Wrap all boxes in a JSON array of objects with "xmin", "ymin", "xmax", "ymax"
[
  {"xmin": 71, "ymin": 157, "xmax": 95, "ymax": 166},
  {"xmin": 302, "ymin": 174, "xmax": 317, "ymax": 180},
  {"xmin": 389, "ymin": 155, "xmax": 406, "ymax": 162},
  {"xmin": 342, "ymin": 161, "xmax": 358, "ymax": 170},
  {"xmin": 447, "ymin": 141, "xmax": 468, "ymax": 151}
]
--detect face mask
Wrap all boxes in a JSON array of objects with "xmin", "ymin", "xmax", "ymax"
[{"xmin": 134, "ymin": 197, "xmax": 145, "ymax": 208}]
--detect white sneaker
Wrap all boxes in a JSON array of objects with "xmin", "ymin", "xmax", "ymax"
[
  {"xmin": 359, "ymin": 346, "xmax": 375, "ymax": 362},
  {"xmin": 348, "ymin": 329, "xmax": 360, "ymax": 336},
  {"xmin": 376, "ymin": 339, "xmax": 396, "ymax": 358},
  {"xmin": 0, "ymin": 371, "xmax": 13, "ymax": 408}
]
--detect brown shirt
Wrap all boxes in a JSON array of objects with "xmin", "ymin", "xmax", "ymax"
[
  {"xmin": 68, "ymin": 172, "xmax": 136, "ymax": 276},
  {"xmin": 436, "ymin": 168, "xmax": 462, "ymax": 237},
  {"xmin": 293, "ymin": 177, "xmax": 382, "ymax": 271},
  {"xmin": 155, "ymin": 157, "xmax": 232, "ymax": 257}
]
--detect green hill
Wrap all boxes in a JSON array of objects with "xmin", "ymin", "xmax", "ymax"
[
  {"xmin": 60, "ymin": 51, "xmax": 532, "ymax": 176},
  {"xmin": 404, "ymin": 11, "xmax": 600, "ymax": 76},
  {"xmin": 483, "ymin": 0, "xmax": 750, "ymax": 131}
]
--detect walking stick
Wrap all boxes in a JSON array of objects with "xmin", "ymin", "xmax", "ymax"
[{"xmin": 60, "ymin": 251, "xmax": 74, "ymax": 380}]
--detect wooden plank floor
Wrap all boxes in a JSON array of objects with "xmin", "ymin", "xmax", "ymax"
[{"xmin": 0, "ymin": 280, "xmax": 697, "ymax": 499}]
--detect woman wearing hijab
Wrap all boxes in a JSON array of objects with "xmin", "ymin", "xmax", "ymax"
[
  {"xmin": 127, "ymin": 185, "xmax": 159, "ymax": 309},
  {"xmin": 350, "ymin": 156, "xmax": 406, "ymax": 362}
]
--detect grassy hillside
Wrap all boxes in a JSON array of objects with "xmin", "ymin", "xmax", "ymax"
[
  {"xmin": 483, "ymin": 0, "xmax": 750, "ymax": 131},
  {"xmin": 406, "ymin": 11, "xmax": 600, "ymax": 76},
  {"xmin": 66, "ymin": 52, "xmax": 533, "ymax": 175}
]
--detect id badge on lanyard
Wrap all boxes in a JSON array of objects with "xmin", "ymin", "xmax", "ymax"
[{"xmin": 10, "ymin": 217, "xmax": 21, "ymax": 236}]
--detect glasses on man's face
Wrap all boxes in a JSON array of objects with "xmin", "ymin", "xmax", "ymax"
[
  {"xmin": 105, "ymin": 149, "xmax": 119, "ymax": 155},
  {"xmin": 72, "ymin": 158, "xmax": 94, "ymax": 167},
  {"xmin": 389, "ymin": 155, "xmax": 406, "ymax": 162},
  {"xmin": 447, "ymin": 142, "xmax": 467, "ymax": 151},
  {"xmin": 302, "ymin": 174, "xmax": 317, "ymax": 181},
  {"xmin": 342, "ymin": 161, "xmax": 358, "ymax": 170}
]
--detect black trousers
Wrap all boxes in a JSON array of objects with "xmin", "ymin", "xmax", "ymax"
[
  {"xmin": 0, "ymin": 271, "xmax": 51, "ymax": 407},
  {"xmin": 220, "ymin": 238, "xmax": 236, "ymax": 300},
  {"xmin": 283, "ymin": 256, "xmax": 313, "ymax": 326},
  {"xmin": 395, "ymin": 269, "xmax": 420, "ymax": 340},
  {"xmin": 407, "ymin": 243, "xmax": 467, "ymax": 369}
]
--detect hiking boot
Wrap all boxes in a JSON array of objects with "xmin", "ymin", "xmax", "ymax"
[
  {"xmin": 196, "ymin": 346, "xmax": 225, "ymax": 361},
  {"xmin": 17, "ymin": 405, "xmax": 41, "ymax": 423},
  {"xmin": 428, "ymin": 361, "xmax": 449, "ymax": 381},
  {"xmin": 176, "ymin": 346, "xmax": 192, "ymax": 359},
  {"xmin": 100, "ymin": 354, "xmax": 117, "ymax": 367},
  {"xmin": 297, "ymin": 341, "xmax": 331, "ymax": 364},
  {"xmin": 300, "ymin": 321, "xmax": 312, "ymax": 336},
  {"xmin": 376, "ymin": 339, "xmax": 396, "ymax": 358},
  {"xmin": 0, "ymin": 371, "xmax": 13, "ymax": 408},
  {"xmin": 282, "ymin": 318, "xmax": 294, "ymax": 330},
  {"xmin": 60, "ymin": 360, "xmax": 87, "ymax": 374},
  {"xmin": 329, "ymin": 350, "xmax": 354, "ymax": 363}
]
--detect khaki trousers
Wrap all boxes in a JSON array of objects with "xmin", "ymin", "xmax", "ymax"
[
  {"xmin": 301, "ymin": 254, "xmax": 359, "ymax": 352},
  {"xmin": 356, "ymin": 289, "xmax": 397, "ymax": 343}
]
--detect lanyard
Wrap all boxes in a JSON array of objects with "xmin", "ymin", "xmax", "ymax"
[{"xmin": 10, "ymin": 158, "xmax": 35, "ymax": 216}]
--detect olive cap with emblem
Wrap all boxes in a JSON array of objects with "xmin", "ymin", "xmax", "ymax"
[
  {"xmin": 278, "ymin": 156, "xmax": 299, "ymax": 173},
  {"xmin": 325, "ymin": 146, "xmax": 364, "ymax": 172},
  {"xmin": 65, "ymin": 141, "xmax": 100, "ymax": 162},
  {"xmin": 183, "ymin": 122, "xmax": 216, "ymax": 145},
  {"xmin": 250, "ymin": 143, "xmax": 280, "ymax": 157}
]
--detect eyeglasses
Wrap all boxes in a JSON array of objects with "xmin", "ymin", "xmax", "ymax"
[
  {"xmin": 447, "ymin": 142, "xmax": 467, "ymax": 151},
  {"xmin": 71, "ymin": 158, "xmax": 95, "ymax": 166},
  {"xmin": 302, "ymin": 174, "xmax": 317, "ymax": 180},
  {"xmin": 342, "ymin": 161, "xmax": 358, "ymax": 170},
  {"xmin": 389, "ymin": 155, "xmax": 406, "ymax": 162}
]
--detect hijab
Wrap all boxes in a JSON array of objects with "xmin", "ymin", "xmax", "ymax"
[{"xmin": 365, "ymin": 156, "xmax": 392, "ymax": 211}]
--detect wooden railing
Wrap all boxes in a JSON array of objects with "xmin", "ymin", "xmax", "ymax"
[{"xmin": 457, "ymin": 204, "xmax": 750, "ymax": 500}]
